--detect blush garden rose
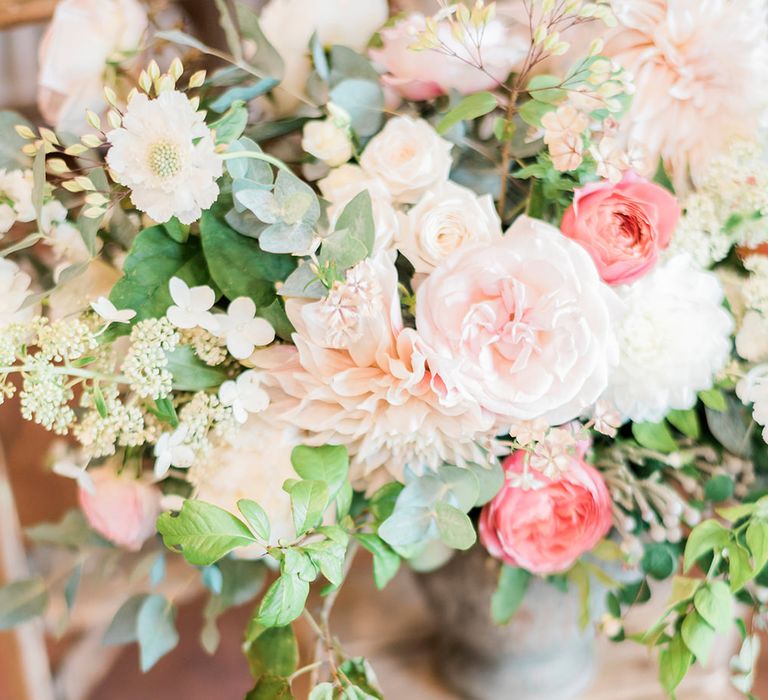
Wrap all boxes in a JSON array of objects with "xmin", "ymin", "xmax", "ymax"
[
  {"xmin": 561, "ymin": 171, "xmax": 680, "ymax": 285},
  {"xmin": 479, "ymin": 449, "xmax": 613, "ymax": 574}
]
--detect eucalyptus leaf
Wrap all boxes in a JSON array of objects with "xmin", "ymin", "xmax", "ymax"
[
  {"xmin": 0, "ymin": 577, "xmax": 48, "ymax": 630},
  {"xmin": 278, "ymin": 262, "xmax": 327, "ymax": 299},
  {"xmin": 329, "ymin": 79, "xmax": 384, "ymax": 137},
  {"xmin": 378, "ymin": 506, "xmax": 433, "ymax": 547},
  {"xmin": 136, "ymin": 594, "xmax": 179, "ymax": 672},
  {"xmin": 434, "ymin": 501, "xmax": 476, "ymax": 550},
  {"xmin": 103, "ymin": 594, "xmax": 150, "ymax": 646},
  {"xmin": 235, "ymin": 2, "xmax": 285, "ymax": 79}
]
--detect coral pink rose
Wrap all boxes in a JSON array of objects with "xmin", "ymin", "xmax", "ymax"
[
  {"xmin": 370, "ymin": 13, "xmax": 525, "ymax": 101},
  {"xmin": 415, "ymin": 216, "xmax": 619, "ymax": 425},
  {"xmin": 78, "ymin": 469, "xmax": 161, "ymax": 551},
  {"xmin": 479, "ymin": 451, "xmax": 613, "ymax": 574},
  {"xmin": 561, "ymin": 172, "xmax": 680, "ymax": 286}
]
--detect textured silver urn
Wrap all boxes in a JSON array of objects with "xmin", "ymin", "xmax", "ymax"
[{"xmin": 416, "ymin": 547, "xmax": 599, "ymax": 700}]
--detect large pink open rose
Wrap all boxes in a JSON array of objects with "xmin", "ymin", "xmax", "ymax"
[
  {"xmin": 561, "ymin": 172, "xmax": 680, "ymax": 285},
  {"xmin": 415, "ymin": 216, "xmax": 619, "ymax": 425},
  {"xmin": 479, "ymin": 450, "xmax": 613, "ymax": 574}
]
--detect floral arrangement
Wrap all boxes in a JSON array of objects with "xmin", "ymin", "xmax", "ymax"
[{"xmin": 1, "ymin": 0, "xmax": 768, "ymax": 697}]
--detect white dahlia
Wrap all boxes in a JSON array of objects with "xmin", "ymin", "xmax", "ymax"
[
  {"xmin": 106, "ymin": 90, "xmax": 222, "ymax": 225},
  {"xmin": 604, "ymin": 255, "xmax": 733, "ymax": 423},
  {"xmin": 252, "ymin": 253, "xmax": 500, "ymax": 490},
  {"xmin": 605, "ymin": 0, "xmax": 768, "ymax": 190}
]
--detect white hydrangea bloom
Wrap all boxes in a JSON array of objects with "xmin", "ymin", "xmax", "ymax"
[
  {"xmin": 106, "ymin": 90, "xmax": 223, "ymax": 225},
  {"xmin": 219, "ymin": 370, "xmax": 270, "ymax": 424},
  {"xmin": 90, "ymin": 297, "xmax": 136, "ymax": 324},
  {"xmin": 154, "ymin": 425, "xmax": 196, "ymax": 478},
  {"xmin": 738, "ymin": 366, "xmax": 768, "ymax": 445},
  {"xmin": 166, "ymin": 277, "xmax": 217, "ymax": 331},
  {"xmin": 214, "ymin": 297, "xmax": 275, "ymax": 360},
  {"xmin": 603, "ymin": 255, "xmax": 733, "ymax": 422}
]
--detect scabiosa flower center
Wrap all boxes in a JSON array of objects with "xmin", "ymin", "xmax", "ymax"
[{"xmin": 148, "ymin": 140, "xmax": 182, "ymax": 179}]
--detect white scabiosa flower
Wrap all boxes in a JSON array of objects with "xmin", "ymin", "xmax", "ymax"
[
  {"xmin": 106, "ymin": 90, "xmax": 223, "ymax": 225},
  {"xmin": 604, "ymin": 255, "xmax": 733, "ymax": 422}
]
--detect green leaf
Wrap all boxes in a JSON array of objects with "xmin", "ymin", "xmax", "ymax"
[
  {"xmin": 256, "ymin": 573, "xmax": 310, "ymax": 627},
  {"xmin": 704, "ymin": 474, "xmax": 734, "ymax": 503},
  {"xmin": 370, "ymin": 482, "xmax": 403, "ymax": 524},
  {"xmin": 355, "ymin": 533, "xmax": 401, "ymax": 589},
  {"xmin": 309, "ymin": 683, "xmax": 334, "ymax": 700},
  {"xmin": 332, "ymin": 190, "xmax": 375, "ymax": 256},
  {"xmin": 157, "ymin": 500, "xmax": 257, "ymax": 566},
  {"xmin": 0, "ymin": 577, "xmax": 48, "ymax": 630},
  {"xmin": 31, "ymin": 147, "xmax": 45, "ymax": 235},
  {"xmin": 642, "ymin": 543, "xmax": 677, "ymax": 580},
  {"xmin": 527, "ymin": 75, "xmax": 565, "ymax": 104},
  {"xmin": 303, "ymin": 540, "xmax": 345, "ymax": 586},
  {"xmin": 64, "ymin": 565, "xmax": 81, "ymax": 612},
  {"xmin": 288, "ymin": 479, "xmax": 330, "ymax": 535},
  {"xmin": 109, "ymin": 225, "xmax": 209, "ymax": 328},
  {"xmin": 103, "ymin": 594, "xmax": 149, "ymax": 646},
  {"xmin": 166, "ymin": 345, "xmax": 227, "ymax": 391},
  {"xmin": 378, "ymin": 506, "xmax": 433, "ymax": 547},
  {"xmin": 238, "ymin": 499, "xmax": 272, "ymax": 542},
  {"xmin": 747, "ymin": 520, "xmax": 768, "ymax": 573},
  {"xmin": 699, "ymin": 388, "xmax": 727, "ymax": 412},
  {"xmin": 235, "ymin": 2, "xmax": 285, "ymax": 78},
  {"xmin": 163, "ymin": 217, "xmax": 189, "ymax": 244},
  {"xmin": 729, "ymin": 544, "xmax": 754, "ymax": 592},
  {"xmin": 136, "ymin": 594, "xmax": 179, "ymax": 672},
  {"xmin": 681, "ymin": 610, "xmax": 715, "ymax": 664},
  {"xmin": 434, "ymin": 501, "xmax": 476, "ymax": 550},
  {"xmin": 245, "ymin": 675, "xmax": 294, "ymax": 700},
  {"xmin": 437, "ymin": 465, "xmax": 480, "ymax": 512},
  {"xmin": 694, "ymin": 582, "xmax": 734, "ymax": 633},
  {"xmin": 659, "ymin": 632, "xmax": 693, "ymax": 694},
  {"xmin": 684, "ymin": 519, "xmax": 729, "ymax": 572},
  {"xmin": 518, "ymin": 99, "xmax": 555, "ymax": 128},
  {"xmin": 258, "ymin": 297, "xmax": 294, "ymax": 341},
  {"xmin": 282, "ymin": 548, "xmax": 319, "ymax": 583},
  {"xmin": 667, "ymin": 409, "xmax": 700, "ymax": 439},
  {"xmin": 437, "ymin": 91, "xmax": 498, "ymax": 134},
  {"xmin": 200, "ymin": 210, "xmax": 295, "ymax": 306},
  {"xmin": 632, "ymin": 421, "xmax": 678, "ymax": 453},
  {"xmin": 338, "ymin": 657, "xmax": 383, "ymax": 699},
  {"xmin": 666, "ymin": 576, "xmax": 701, "ymax": 608},
  {"xmin": 0, "ymin": 111, "xmax": 32, "ymax": 169},
  {"xmin": 290, "ymin": 444, "xmax": 349, "ymax": 500},
  {"xmin": 329, "ymin": 45, "xmax": 380, "ymax": 86},
  {"xmin": 716, "ymin": 503, "xmax": 756, "ymax": 522},
  {"xmin": 26, "ymin": 509, "xmax": 105, "ymax": 548},
  {"xmin": 244, "ymin": 623, "xmax": 299, "ymax": 682},
  {"xmin": 491, "ymin": 565, "xmax": 531, "ymax": 624},
  {"xmin": 329, "ymin": 79, "xmax": 384, "ymax": 137}
]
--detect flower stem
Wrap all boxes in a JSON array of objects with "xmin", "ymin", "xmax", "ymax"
[
  {"xmin": 0, "ymin": 364, "xmax": 129, "ymax": 384},
  {"xmin": 220, "ymin": 150, "xmax": 291, "ymax": 173}
]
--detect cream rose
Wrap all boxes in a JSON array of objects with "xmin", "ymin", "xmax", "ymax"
[
  {"xmin": 260, "ymin": 0, "xmax": 388, "ymax": 114},
  {"xmin": 37, "ymin": 0, "xmax": 148, "ymax": 132},
  {"xmin": 416, "ymin": 216, "xmax": 619, "ymax": 424},
  {"xmin": 302, "ymin": 119, "xmax": 353, "ymax": 167},
  {"xmin": 359, "ymin": 116, "xmax": 453, "ymax": 204},
  {"xmin": 397, "ymin": 181, "xmax": 502, "ymax": 273}
]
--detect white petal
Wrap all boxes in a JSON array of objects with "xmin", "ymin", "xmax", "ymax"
[
  {"xmin": 228, "ymin": 296, "xmax": 256, "ymax": 322},
  {"xmin": 169, "ymin": 276, "xmax": 190, "ymax": 306},
  {"xmin": 154, "ymin": 453, "xmax": 172, "ymax": 479},
  {"xmin": 246, "ymin": 318, "xmax": 276, "ymax": 347},
  {"xmin": 227, "ymin": 332, "xmax": 254, "ymax": 360},
  {"xmin": 218, "ymin": 380, "xmax": 238, "ymax": 406},
  {"xmin": 167, "ymin": 306, "xmax": 197, "ymax": 329},
  {"xmin": 188, "ymin": 284, "xmax": 216, "ymax": 312}
]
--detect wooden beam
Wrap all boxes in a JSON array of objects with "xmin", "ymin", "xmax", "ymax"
[{"xmin": 0, "ymin": 0, "xmax": 56, "ymax": 29}]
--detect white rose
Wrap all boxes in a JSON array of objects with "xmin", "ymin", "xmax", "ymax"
[
  {"xmin": 603, "ymin": 255, "xmax": 733, "ymax": 423},
  {"xmin": 189, "ymin": 416, "xmax": 300, "ymax": 559},
  {"xmin": 359, "ymin": 116, "xmax": 453, "ymax": 204},
  {"xmin": 260, "ymin": 0, "xmax": 388, "ymax": 114},
  {"xmin": 302, "ymin": 119, "xmax": 353, "ymax": 167},
  {"xmin": 37, "ymin": 0, "xmax": 148, "ymax": 132},
  {"xmin": 416, "ymin": 216, "xmax": 620, "ymax": 425},
  {"xmin": 0, "ymin": 258, "xmax": 35, "ymax": 329},
  {"xmin": 397, "ymin": 181, "xmax": 502, "ymax": 273},
  {"xmin": 320, "ymin": 165, "xmax": 399, "ymax": 253}
]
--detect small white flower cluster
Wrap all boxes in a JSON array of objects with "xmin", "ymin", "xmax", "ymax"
[
  {"xmin": 153, "ymin": 391, "xmax": 236, "ymax": 477},
  {"xmin": 75, "ymin": 387, "xmax": 147, "ymax": 459},
  {"xmin": 178, "ymin": 327, "xmax": 228, "ymax": 366},
  {"xmin": 36, "ymin": 317, "xmax": 98, "ymax": 363},
  {"xmin": 121, "ymin": 317, "xmax": 179, "ymax": 400},
  {"xmin": 19, "ymin": 355, "xmax": 76, "ymax": 434},
  {"xmin": 669, "ymin": 141, "xmax": 768, "ymax": 267}
]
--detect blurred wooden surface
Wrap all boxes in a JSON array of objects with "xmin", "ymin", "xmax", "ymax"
[{"xmin": 0, "ymin": 0, "xmax": 56, "ymax": 28}]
